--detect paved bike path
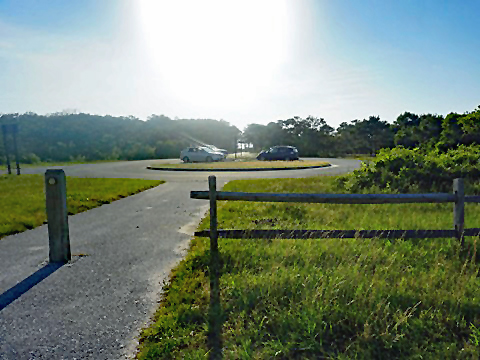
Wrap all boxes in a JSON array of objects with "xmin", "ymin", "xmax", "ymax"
[{"xmin": 0, "ymin": 181, "xmax": 209, "ymax": 359}]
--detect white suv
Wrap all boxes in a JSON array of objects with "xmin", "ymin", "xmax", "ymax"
[{"xmin": 180, "ymin": 147, "xmax": 224, "ymax": 163}]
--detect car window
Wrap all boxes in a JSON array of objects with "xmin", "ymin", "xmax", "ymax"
[{"xmin": 271, "ymin": 147, "xmax": 279, "ymax": 153}]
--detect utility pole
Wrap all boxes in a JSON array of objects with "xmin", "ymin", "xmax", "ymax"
[
  {"xmin": 234, "ymin": 135, "xmax": 237, "ymax": 160},
  {"xmin": 1, "ymin": 125, "xmax": 11, "ymax": 175},
  {"xmin": 1, "ymin": 124, "xmax": 20, "ymax": 175},
  {"xmin": 12, "ymin": 124, "xmax": 20, "ymax": 175}
]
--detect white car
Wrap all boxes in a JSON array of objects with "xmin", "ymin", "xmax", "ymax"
[{"xmin": 180, "ymin": 147, "xmax": 224, "ymax": 163}]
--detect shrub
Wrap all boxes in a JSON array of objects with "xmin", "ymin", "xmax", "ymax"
[{"xmin": 338, "ymin": 145, "xmax": 480, "ymax": 193}]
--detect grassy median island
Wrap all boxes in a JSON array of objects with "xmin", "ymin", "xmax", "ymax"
[
  {"xmin": 148, "ymin": 160, "xmax": 330, "ymax": 170},
  {"xmin": 138, "ymin": 176, "xmax": 480, "ymax": 359},
  {"xmin": 0, "ymin": 175, "xmax": 163, "ymax": 239}
]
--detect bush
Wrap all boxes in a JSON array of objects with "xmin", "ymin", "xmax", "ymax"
[{"xmin": 338, "ymin": 145, "xmax": 480, "ymax": 193}]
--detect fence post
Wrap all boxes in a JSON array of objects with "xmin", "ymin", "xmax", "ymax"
[
  {"xmin": 45, "ymin": 169, "xmax": 71, "ymax": 263},
  {"xmin": 208, "ymin": 175, "xmax": 222, "ymax": 359},
  {"xmin": 453, "ymin": 178, "xmax": 465, "ymax": 246},
  {"xmin": 209, "ymin": 175, "xmax": 218, "ymax": 253}
]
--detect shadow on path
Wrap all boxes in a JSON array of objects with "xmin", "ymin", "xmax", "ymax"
[
  {"xmin": 0, "ymin": 263, "xmax": 63, "ymax": 311},
  {"xmin": 207, "ymin": 246, "xmax": 224, "ymax": 360}
]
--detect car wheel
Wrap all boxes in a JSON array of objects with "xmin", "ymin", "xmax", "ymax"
[
  {"xmin": 286, "ymin": 157, "xmax": 292, "ymax": 161},
  {"xmin": 183, "ymin": 156, "xmax": 190, "ymax": 163},
  {"xmin": 258, "ymin": 156, "xmax": 265, "ymax": 161},
  {"xmin": 206, "ymin": 156, "xmax": 213, "ymax": 162}
]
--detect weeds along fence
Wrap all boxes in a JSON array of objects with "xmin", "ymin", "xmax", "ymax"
[
  {"xmin": 191, "ymin": 176, "xmax": 480, "ymax": 358},
  {"xmin": 192, "ymin": 176, "xmax": 480, "ymax": 245}
]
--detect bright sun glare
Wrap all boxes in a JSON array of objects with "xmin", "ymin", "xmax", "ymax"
[{"xmin": 136, "ymin": 0, "xmax": 291, "ymax": 108}]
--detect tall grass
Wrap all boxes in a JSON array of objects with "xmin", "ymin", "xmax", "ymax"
[
  {"xmin": 138, "ymin": 176, "xmax": 480, "ymax": 359},
  {"xmin": 0, "ymin": 175, "xmax": 163, "ymax": 239}
]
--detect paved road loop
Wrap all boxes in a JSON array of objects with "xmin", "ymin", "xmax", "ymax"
[{"xmin": 0, "ymin": 158, "xmax": 359, "ymax": 359}]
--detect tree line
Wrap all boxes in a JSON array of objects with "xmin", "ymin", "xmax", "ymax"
[
  {"xmin": 0, "ymin": 107, "xmax": 478, "ymax": 164},
  {"xmin": 0, "ymin": 112, "xmax": 240, "ymax": 164},
  {"xmin": 243, "ymin": 106, "xmax": 480, "ymax": 156},
  {"xmin": 243, "ymin": 115, "xmax": 393, "ymax": 157}
]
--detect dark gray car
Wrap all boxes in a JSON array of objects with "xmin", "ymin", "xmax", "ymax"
[{"xmin": 256, "ymin": 146, "xmax": 299, "ymax": 161}]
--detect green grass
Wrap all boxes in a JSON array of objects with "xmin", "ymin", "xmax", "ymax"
[
  {"xmin": 149, "ymin": 160, "xmax": 330, "ymax": 170},
  {"xmin": 138, "ymin": 176, "xmax": 480, "ymax": 359},
  {"xmin": 18, "ymin": 159, "xmax": 122, "ymax": 168},
  {"xmin": 0, "ymin": 175, "xmax": 163, "ymax": 239}
]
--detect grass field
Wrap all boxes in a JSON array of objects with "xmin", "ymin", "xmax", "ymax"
[
  {"xmin": 0, "ymin": 175, "xmax": 163, "ymax": 239},
  {"xmin": 17, "ymin": 159, "xmax": 121, "ymax": 168},
  {"xmin": 138, "ymin": 176, "xmax": 480, "ymax": 359},
  {"xmin": 148, "ymin": 160, "xmax": 330, "ymax": 170}
]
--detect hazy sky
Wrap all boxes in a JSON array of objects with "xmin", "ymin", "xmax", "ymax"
[{"xmin": 1, "ymin": 0, "xmax": 479, "ymax": 129}]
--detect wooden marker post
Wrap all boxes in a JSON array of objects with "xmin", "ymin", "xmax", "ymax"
[{"xmin": 45, "ymin": 169, "xmax": 71, "ymax": 263}]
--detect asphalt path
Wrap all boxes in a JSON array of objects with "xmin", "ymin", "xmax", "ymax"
[
  {"xmin": 0, "ymin": 158, "xmax": 360, "ymax": 359},
  {"xmin": 12, "ymin": 157, "xmax": 360, "ymax": 181}
]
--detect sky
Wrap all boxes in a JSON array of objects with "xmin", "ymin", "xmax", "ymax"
[{"xmin": 0, "ymin": 0, "xmax": 479, "ymax": 130}]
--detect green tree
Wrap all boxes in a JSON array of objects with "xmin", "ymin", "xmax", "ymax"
[{"xmin": 336, "ymin": 116, "xmax": 393, "ymax": 155}]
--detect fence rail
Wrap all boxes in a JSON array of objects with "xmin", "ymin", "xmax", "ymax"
[
  {"xmin": 196, "ymin": 228, "xmax": 480, "ymax": 239},
  {"xmin": 195, "ymin": 229, "xmax": 452, "ymax": 239},
  {"xmin": 191, "ymin": 191, "xmax": 459, "ymax": 204}
]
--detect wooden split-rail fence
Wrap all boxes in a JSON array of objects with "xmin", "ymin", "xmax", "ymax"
[
  {"xmin": 192, "ymin": 176, "xmax": 480, "ymax": 246},
  {"xmin": 191, "ymin": 176, "xmax": 480, "ymax": 358}
]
